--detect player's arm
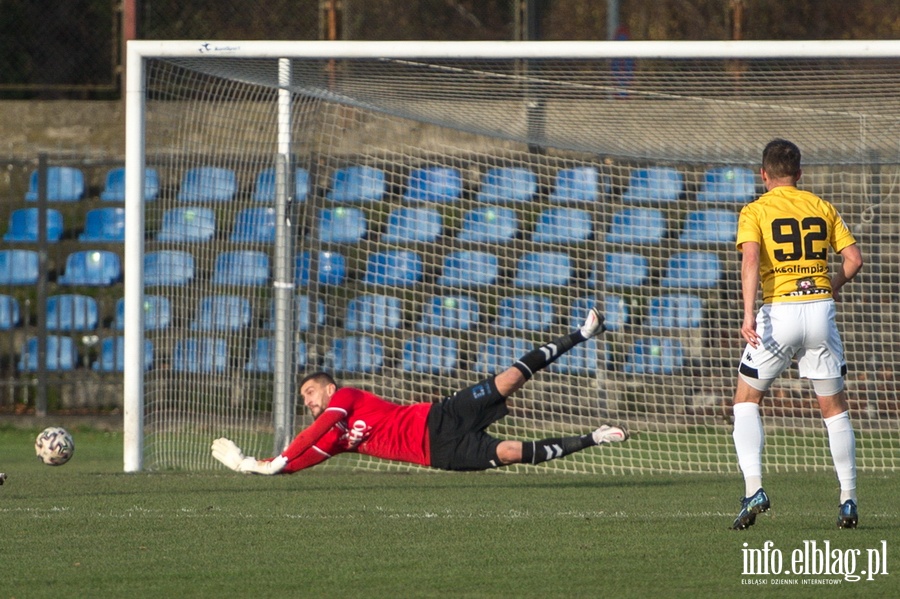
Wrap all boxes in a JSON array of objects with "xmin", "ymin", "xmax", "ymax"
[
  {"xmin": 739, "ymin": 240, "xmax": 761, "ymax": 348},
  {"xmin": 831, "ymin": 243, "xmax": 863, "ymax": 301},
  {"xmin": 282, "ymin": 446, "xmax": 331, "ymax": 474}
]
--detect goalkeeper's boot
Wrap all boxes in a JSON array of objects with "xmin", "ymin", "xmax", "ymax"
[
  {"xmin": 731, "ymin": 488, "xmax": 770, "ymax": 530},
  {"xmin": 837, "ymin": 499, "xmax": 858, "ymax": 529},
  {"xmin": 592, "ymin": 424, "xmax": 629, "ymax": 445},
  {"xmin": 580, "ymin": 306, "xmax": 606, "ymax": 339}
]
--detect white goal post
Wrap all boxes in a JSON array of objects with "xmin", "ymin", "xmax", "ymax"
[{"xmin": 124, "ymin": 40, "xmax": 900, "ymax": 473}]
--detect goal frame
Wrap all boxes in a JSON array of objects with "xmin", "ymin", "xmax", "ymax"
[{"xmin": 123, "ymin": 39, "xmax": 900, "ymax": 472}]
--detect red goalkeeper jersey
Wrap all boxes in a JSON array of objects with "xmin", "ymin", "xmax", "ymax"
[{"xmin": 280, "ymin": 388, "xmax": 432, "ymax": 473}]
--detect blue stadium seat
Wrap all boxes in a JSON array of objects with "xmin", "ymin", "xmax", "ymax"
[
  {"xmin": 403, "ymin": 166, "xmax": 463, "ymax": 203},
  {"xmin": 457, "ymin": 207, "xmax": 518, "ymax": 243},
  {"xmin": 0, "ymin": 295, "xmax": 21, "ymax": 329},
  {"xmin": 549, "ymin": 166, "xmax": 606, "ymax": 203},
  {"xmin": 79, "ymin": 208, "xmax": 126, "ymax": 242},
  {"xmin": 476, "ymin": 167, "xmax": 537, "ymax": 203},
  {"xmin": 332, "ymin": 336, "xmax": 384, "ymax": 374},
  {"xmin": 625, "ymin": 337, "xmax": 685, "ymax": 375},
  {"xmin": 475, "ymin": 336, "xmax": 530, "ymax": 375},
  {"xmin": 327, "ymin": 165, "xmax": 386, "ymax": 202},
  {"xmin": 172, "ymin": 337, "xmax": 229, "ymax": 373},
  {"xmin": 25, "ymin": 167, "xmax": 85, "ymax": 202},
  {"xmin": 364, "ymin": 250, "xmax": 423, "ymax": 287},
  {"xmin": 115, "ymin": 295, "xmax": 172, "ymax": 331},
  {"xmin": 598, "ymin": 252, "xmax": 649, "ymax": 289},
  {"xmin": 191, "ymin": 295, "xmax": 252, "ymax": 331},
  {"xmin": 156, "ymin": 207, "xmax": 216, "ymax": 242},
  {"xmin": 402, "ymin": 335, "xmax": 458, "ymax": 375},
  {"xmin": 212, "ymin": 251, "xmax": 269, "ymax": 287},
  {"xmin": 19, "ymin": 336, "xmax": 78, "ymax": 372},
  {"xmin": 144, "ymin": 250, "xmax": 195, "ymax": 287},
  {"xmin": 46, "ymin": 294, "xmax": 99, "ymax": 331},
  {"xmin": 345, "ymin": 294, "xmax": 403, "ymax": 333},
  {"xmin": 531, "ymin": 208, "xmax": 593, "ymax": 244},
  {"xmin": 58, "ymin": 250, "xmax": 122, "ymax": 286},
  {"xmin": 437, "ymin": 251, "xmax": 498, "ymax": 288},
  {"xmin": 3, "ymin": 208, "xmax": 63, "ymax": 242},
  {"xmin": 417, "ymin": 295, "xmax": 480, "ymax": 332},
  {"xmin": 621, "ymin": 167, "xmax": 683, "ymax": 204},
  {"xmin": 382, "ymin": 207, "xmax": 442, "ymax": 244},
  {"xmin": 678, "ymin": 209, "xmax": 738, "ymax": 244},
  {"xmin": 570, "ymin": 296, "xmax": 629, "ymax": 333},
  {"xmin": 230, "ymin": 207, "xmax": 276, "ymax": 243},
  {"xmin": 549, "ymin": 342, "xmax": 602, "ymax": 376},
  {"xmin": 514, "ymin": 251, "xmax": 571, "ymax": 288},
  {"xmin": 496, "ymin": 294, "xmax": 554, "ymax": 331},
  {"xmin": 177, "ymin": 167, "xmax": 237, "ymax": 202},
  {"xmin": 100, "ymin": 167, "xmax": 160, "ymax": 202},
  {"xmin": 697, "ymin": 166, "xmax": 756, "ymax": 204},
  {"xmin": 295, "ymin": 251, "xmax": 347, "ymax": 287},
  {"xmin": 318, "ymin": 207, "xmax": 367, "ymax": 243},
  {"xmin": 92, "ymin": 337, "xmax": 153, "ymax": 372},
  {"xmin": 252, "ymin": 167, "xmax": 309, "ymax": 203},
  {"xmin": 244, "ymin": 337, "xmax": 308, "ymax": 373},
  {"xmin": 662, "ymin": 251, "xmax": 721, "ymax": 289},
  {"xmin": 0, "ymin": 250, "xmax": 39, "ymax": 285},
  {"xmin": 606, "ymin": 208, "xmax": 666, "ymax": 245},
  {"xmin": 649, "ymin": 294, "xmax": 703, "ymax": 329},
  {"xmin": 265, "ymin": 295, "xmax": 326, "ymax": 332}
]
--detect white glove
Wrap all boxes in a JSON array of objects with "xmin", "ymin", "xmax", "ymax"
[{"xmin": 211, "ymin": 438, "xmax": 287, "ymax": 475}]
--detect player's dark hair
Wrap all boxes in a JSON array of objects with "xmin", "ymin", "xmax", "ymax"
[
  {"xmin": 762, "ymin": 138, "xmax": 802, "ymax": 179},
  {"xmin": 299, "ymin": 371, "xmax": 337, "ymax": 389}
]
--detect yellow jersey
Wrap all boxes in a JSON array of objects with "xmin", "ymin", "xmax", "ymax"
[{"xmin": 736, "ymin": 186, "xmax": 856, "ymax": 303}]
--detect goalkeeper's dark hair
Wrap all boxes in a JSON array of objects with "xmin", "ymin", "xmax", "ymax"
[
  {"xmin": 300, "ymin": 371, "xmax": 338, "ymax": 389},
  {"xmin": 762, "ymin": 138, "xmax": 802, "ymax": 179}
]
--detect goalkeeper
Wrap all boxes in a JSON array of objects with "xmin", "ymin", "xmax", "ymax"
[{"xmin": 212, "ymin": 305, "xmax": 627, "ymax": 474}]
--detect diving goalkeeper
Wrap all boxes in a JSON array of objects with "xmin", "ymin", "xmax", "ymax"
[{"xmin": 212, "ymin": 305, "xmax": 628, "ymax": 474}]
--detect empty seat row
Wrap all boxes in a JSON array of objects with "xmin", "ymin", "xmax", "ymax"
[
  {"xmin": 17, "ymin": 335, "xmax": 153, "ymax": 373},
  {"xmin": 20, "ymin": 164, "xmax": 756, "ymax": 206},
  {"xmin": 3, "ymin": 207, "xmax": 125, "ymax": 243},
  {"xmin": 0, "ymin": 249, "xmax": 121, "ymax": 286}
]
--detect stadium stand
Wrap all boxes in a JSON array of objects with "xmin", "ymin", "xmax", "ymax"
[
  {"xmin": 116, "ymin": 296, "xmax": 172, "ymax": 331},
  {"xmin": 331, "ymin": 336, "xmax": 384, "ymax": 374},
  {"xmin": 100, "ymin": 167, "xmax": 160, "ymax": 202},
  {"xmin": 318, "ymin": 207, "xmax": 367, "ymax": 243},
  {"xmin": 79, "ymin": 207, "xmax": 126, "ymax": 242},
  {"xmin": 402, "ymin": 335, "xmax": 458, "ymax": 375},
  {"xmin": 364, "ymin": 250, "xmax": 423, "ymax": 287},
  {"xmin": 437, "ymin": 250, "xmax": 498, "ymax": 288},
  {"xmin": 172, "ymin": 337, "xmax": 228, "ymax": 373},
  {"xmin": 92, "ymin": 337, "xmax": 154, "ymax": 372},
  {"xmin": 548, "ymin": 342, "xmax": 602, "ymax": 376},
  {"xmin": 326, "ymin": 165, "xmax": 386, "ymax": 202},
  {"xmin": 514, "ymin": 251, "xmax": 571, "ymax": 288},
  {"xmin": 190, "ymin": 295, "xmax": 252, "ymax": 331},
  {"xmin": 0, "ymin": 295, "xmax": 20, "ymax": 329},
  {"xmin": 531, "ymin": 208, "xmax": 593, "ymax": 244},
  {"xmin": 475, "ymin": 166, "xmax": 537, "ymax": 203},
  {"xmin": 19, "ymin": 335, "xmax": 78, "ymax": 371},
  {"xmin": 252, "ymin": 167, "xmax": 310, "ymax": 203},
  {"xmin": 624, "ymin": 337, "xmax": 685, "ymax": 375},
  {"xmin": 143, "ymin": 250, "xmax": 194, "ymax": 287},
  {"xmin": 678, "ymin": 209, "xmax": 738, "ymax": 244},
  {"xmin": 156, "ymin": 207, "xmax": 216, "ymax": 242},
  {"xmin": 177, "ymin": 166, "xmax": 237, "ymax": 202},
  {"xmin": 25, "ymin": 167, "xmax": 85, "ymax": 202},
  {"xmin": 0, "ymin": 250, "xmax": 39, "ymax": 285},
  {"xmin": 606, "ymin": 208, "xmax": 667, "ymax": 245},
  {"xmin": 3, "ymin": 208, "xmax": 64, "ymax": 242},
  {"xmin": 475, "ymin": 336, "xmax": 530, "ymax": 375},
  {"xmin": 621, "ymin": 166, "xmax": 683, "ymax": 204},
  {"xmin": 57, "ymin": 250, "xmax": 122, "ymax": 286},
  {"xmin": 417, "ymin": 295, "xmax": 480, "ymax": 331},
  {"xmin": 496, "ymin": 294, "xmax": 554, "ymax": 331},
  {"xmin": 46, "ymin": 294, "xmax": 99, "ymax": 331},
  {"xmin": 211, "ymin": 251, "xmax": 270, "ymax": 287},
  {"xmin": 344, "ymin": 294, "xmax": 403, "ymax": 333},
  {"xmin": 549, "ymin": 166, "xmax": 606, "ymax": 203},
  {"xmin": 648, "ymin": 293, "xmax": 703, "ymax": 329},
  {"xmin": 457, "ymin": 207, "xmax": 518, "ymax": 243},
  {"xmin": 244, "ymin": 337, "xmax": 308, "ymax": 373},
  {"xmin": 696, "ymin": 166, "xmax": 757, "ymax": 204},
  {"xmin": 382, "ymin": 207, "xmax": 442, "ymax": 244},
  {"xmin": 230, "ymin": 207, "xmax": 276, "ymax": 243},
  {"xmin": 598, "ymin": 252, "xmax": 650, "ymax": 289},
  {"xmin": 295, "ymin": 251, "xmax": 347, "ymax": 286},
  {"xmin": 265, "ymin": 295, "xmax": 326, "ymax": 332},
  {"xmin": 661, "ymin": 251, "xmax": 722, "ymax": 289},
  {"xmin": 403, "ymin": 166, "xmax": 463, "ymax": 203}
]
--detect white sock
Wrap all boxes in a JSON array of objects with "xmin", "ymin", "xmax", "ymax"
[
  {"xmin": 824, "ymin": 411, "xmax": 857, "ymax": 504},
  {"xmin": 733, "ymin": 402, "xmax": 764, "ymax": 497}
]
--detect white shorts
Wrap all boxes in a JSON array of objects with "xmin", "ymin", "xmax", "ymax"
[{"xmin": 738, "ymin": 300, "xmax": 846, "ymax": 381}]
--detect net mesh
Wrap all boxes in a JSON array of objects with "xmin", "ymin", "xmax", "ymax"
[{"xmin": 137, "ymin": 50, "xmax": 900, "ymax": 473}]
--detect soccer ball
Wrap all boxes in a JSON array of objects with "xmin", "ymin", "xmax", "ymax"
[{"xmin": 35, "ymin": 427, "xmax": 75, "ymax": 466}]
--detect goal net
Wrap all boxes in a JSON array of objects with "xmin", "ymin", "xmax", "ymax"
[{"xmin": 124, "ymin": 41, "xmax": 900, "ymax": 474}]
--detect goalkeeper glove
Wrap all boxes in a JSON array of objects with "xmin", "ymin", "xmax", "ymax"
[{"xmin": 211, "ymin": 437, "xmax": 287, "ymax": 475}]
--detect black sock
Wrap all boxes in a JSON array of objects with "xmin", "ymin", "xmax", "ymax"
[
  {"xmin": 521, "ymin": 434, "xmax": 595, "ymax": 465},
  {"xmin": 512, "ymin": 331, "xmax": 585, "ymax": 380}
]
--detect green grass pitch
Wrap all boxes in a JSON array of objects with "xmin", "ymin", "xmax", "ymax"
[{"xmin": 2, "ymin": 427, "xmax": 898, "ymax": 598}]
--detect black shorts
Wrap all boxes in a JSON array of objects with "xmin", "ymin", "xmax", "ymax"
[{"xmin": 427, "ymin": 377, "xmax": 509, "ymax": 471}]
